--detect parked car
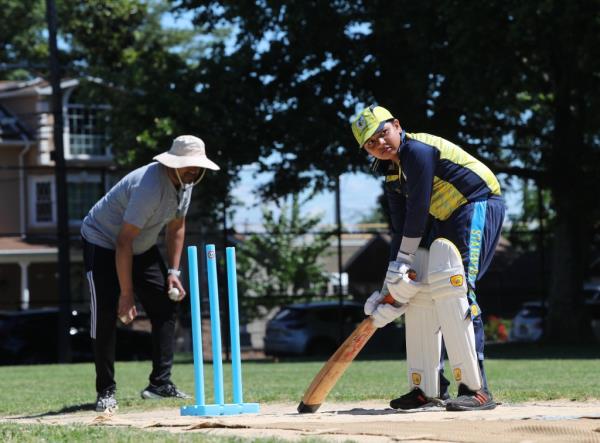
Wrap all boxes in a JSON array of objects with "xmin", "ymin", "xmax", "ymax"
[
  {"xmin": 264, "ymin": 300, "xmax": 404, "ymax": 357},
  {"xmin": 0, "ymin": 308, "xmax": 152, "ymax": 365},
  {"xmin": 509, "ymin": 301, "xmax": 546, "ymax": 343},
  {"xmin": 509, "ymin": 284, "xmax": 600, "ymax": 344}
]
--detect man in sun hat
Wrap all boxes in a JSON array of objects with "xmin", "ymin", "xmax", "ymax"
[
  {"xmin": 351, "ymin": 105, "xmax": 505, "ymax": 412},
  {"xmin": 81, "ymin": 135, "xmax": 219, "ymax": 412}
]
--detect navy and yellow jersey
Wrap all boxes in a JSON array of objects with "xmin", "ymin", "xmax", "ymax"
[{"xmin": 381, "ymin": 131, "xmax": 501, "ymax": 244}]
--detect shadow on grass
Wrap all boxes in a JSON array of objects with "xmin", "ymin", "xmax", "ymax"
[
  {"xmin": 325, "ymin": 407, "xmax": 401, "ymax": 415},
  {"xmin": 484, "ymin": 342, "xmax": 600, "ymax": 359},
  {"xmin": 11, "ymin": 403, "xmax": 96, "ymax": 419},
  {"xmin": 174, "ymin": 342, "xmax": 600, "ymax": 365}
]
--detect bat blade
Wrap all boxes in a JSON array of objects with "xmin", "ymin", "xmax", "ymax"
[
  {"xmin": 297, "ymin": 294, "xmax": 406, "ymax": 414},
  {"xmin": 297, "ymin": 316, "xmax": 378, "ymax": 413}
]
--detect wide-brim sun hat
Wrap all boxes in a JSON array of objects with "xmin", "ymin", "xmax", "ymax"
[
  {"xmin": 153, "ymin": 135, "xmax": 220, "ymax": 170},
  {"xmin": 351, "ymin": 105, "xmax": 394, "ymax": 148}
]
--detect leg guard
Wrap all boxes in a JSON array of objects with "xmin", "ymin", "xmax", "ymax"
[
  {"xmin": 428, "ymin": 238, "xmax": 482, "ymax": 392},
  {"xmin": 404, "ymin": 248, "xmax": 443, "ymax": 398}
]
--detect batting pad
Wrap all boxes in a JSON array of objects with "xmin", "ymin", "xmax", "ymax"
[
  {"xmin": 428, "ymin": 238, "xmax": 482, "ymax": 392},
  {"xmin": 405, "ymin": 292, "xmax": 442, "ymax": 398},
  {"xmin": 404, "ymin": 248, "xmax": 442, "ymax": 397}
]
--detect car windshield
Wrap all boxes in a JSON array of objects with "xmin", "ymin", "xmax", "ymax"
[
  {"xmin": 273, "ymin": 308, "xmax": 307, "ymax": 322},
  {"xmin": 521, "ymin": 306, "xmax": 545, "ymax": 318}
]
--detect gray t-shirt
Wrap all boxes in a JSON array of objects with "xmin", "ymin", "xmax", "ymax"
[{"xmin": 81, "ymin": 162, "xmax": 193, "ymax": 254}]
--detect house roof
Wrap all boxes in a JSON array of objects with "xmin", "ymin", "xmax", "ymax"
[
  {"xmin": 0, "ymin": 236, "xmax": 58, "ymax": 264},
  {"xmin": 320, "ymin": 233, "xmax": 391, "ymax": 274},
  {"xmin": 0, "ymin": 103, "xmax": 31, "ymax": 142},
  {"xmin": 0, "ymin": 77, "xmax": 79, "ymax": 98}
]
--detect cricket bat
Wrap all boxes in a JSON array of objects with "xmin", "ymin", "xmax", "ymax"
[{"xmin": 297, "ymin": 293, "xmax": 406, "ymax": 413}]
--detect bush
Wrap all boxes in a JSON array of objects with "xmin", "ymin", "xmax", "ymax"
[{"xmin": 484, "ymin": 315, "xmax": 511, "ymax": 342}]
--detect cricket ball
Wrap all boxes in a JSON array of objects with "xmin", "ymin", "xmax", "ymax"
[{"xmin": 168, "ymin": 287, "xmax": 181, "ymax": 301}]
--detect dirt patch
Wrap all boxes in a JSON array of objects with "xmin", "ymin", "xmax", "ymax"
[{"xmin": 3, "ymin": 400, "xmax": 600, "ymax": 442}]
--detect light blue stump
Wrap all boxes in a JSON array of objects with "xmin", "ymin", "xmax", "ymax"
[
  {"xmin": 182, "ymin": 246, "xmax": 205, "ymax": 407},
  {"xmin": 226, "ymin": 247, "xmax": 259, "ymax": 412},
  {"xmin": 181, "ymin": 244, "xmax": 259, "ymax": 416}
]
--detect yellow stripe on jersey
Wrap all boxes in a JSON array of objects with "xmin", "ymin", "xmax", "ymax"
[
  {"xmin": 407, "ymin": 133, "xmax": 501, "ymax": 196},
  {"xmin": 431, "ymin": 177, "xmax": 468, "ymax": 220},
  {"xmin": 385, "ymin": 174, "xmax": 400, "ymax": 182}
]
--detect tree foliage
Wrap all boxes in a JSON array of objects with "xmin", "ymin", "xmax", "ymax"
[
  {"xmin": 236, "ymin": 194, "xmax": 332, "ymax": 312},
  {"xmin": 2, "ymin": 0, "xmax": 599, "ymax": 340},
  {"xmin": 0, "ymin": 0, "xmax": 47, "ymax": 79},
  {"xmin": 173, "ymin": 0, "xmax": 600, "ymax": 341}
]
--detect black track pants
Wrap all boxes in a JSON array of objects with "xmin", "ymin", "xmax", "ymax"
[{"xmin": 83, "ymin": 238, "xmax": 177, "ymax": 394}]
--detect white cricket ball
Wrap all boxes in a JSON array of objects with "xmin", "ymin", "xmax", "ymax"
[{"xmin": 168, "ymin": 287, "xmax": 181, "ymax": 301}]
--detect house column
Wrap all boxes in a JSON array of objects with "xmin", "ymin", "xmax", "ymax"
[{"xmin": 19, "ymin": 261, "xmax": 30, "ymax": 310}]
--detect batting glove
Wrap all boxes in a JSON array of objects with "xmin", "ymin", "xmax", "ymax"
[
  {"xmin": 364, "ymin": 290, "xmax": 384, "ymax": 316},
  {"xmin": 371, "ymin": 303, "xmax": 408, "ymax": 328},
  {"xmin": 383, "ymin": 252, "xmax": 413, "ymax": 290},
  {"xmin": 385, "ymin": 252, "xmax": 421, "ymax": 304}
]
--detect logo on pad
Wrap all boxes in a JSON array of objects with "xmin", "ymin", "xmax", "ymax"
[
  {"xmin": 411, "ymin": 373, "xmax": 421, "ymax": 385},
  {"xmin": 450, "ymin": 275, "xmax": 464, "ymax": 287},
  {"xmin": 453, "ymin": 368, "xmax": 462, "ymax": 381}
]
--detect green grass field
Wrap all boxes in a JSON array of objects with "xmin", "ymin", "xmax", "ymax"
[{"xmin": 1, "ymin": 343, "xmax": 599, "ymax": 442}]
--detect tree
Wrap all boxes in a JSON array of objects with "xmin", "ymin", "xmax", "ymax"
[
  {"xmin": 175, "ymin": 0, "xmax": 600, "ymax": 341},
  {"xmin": 435, "ymin": 0, "xmax": 600, "ymax": 341},
  {"xmin": 0, "ymin": 0, "xmax": 47, "ymax": 79},
  {"xmin": 236, "ymin": 194, "xmax": 332, "ymax": 317},
  {"xmin": 5, "ymin": 0, "xmax": 598, "ymax": 339},
  {"xmin": 1, "ymin": 0, "xmax": 247, "ymax": 220},
  {"xmin": 505, "ymin": 179, "xmax": 554, "ymax": 254}
]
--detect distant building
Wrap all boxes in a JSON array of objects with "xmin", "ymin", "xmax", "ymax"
[
  {"xmin": 0, "ymin": 77, "xmax": 116, "ymax": 310},
  {"xmin": 320, "ymin": 232, "xmax": 390, "ymax": 299}
]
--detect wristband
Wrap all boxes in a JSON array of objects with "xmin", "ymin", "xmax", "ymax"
[{"xmin": 167, "ymin": 268, "xmax": 181, "ymax": 277}]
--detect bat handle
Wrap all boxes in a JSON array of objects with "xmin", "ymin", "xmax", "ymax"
[{"xmin": 382, "ymin": 294, "xmax": 396, "ymax": 305}]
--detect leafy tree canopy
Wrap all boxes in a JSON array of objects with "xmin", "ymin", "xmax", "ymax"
[
  {"xmin": 236, "ymin": 194, "xmax": 332, "ymax": 300},
  {"xmin": 2, "ymin": 0, "xmax": 599, "ymax": 340}
]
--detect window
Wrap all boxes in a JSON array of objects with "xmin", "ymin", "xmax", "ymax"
[
  {"xmin": 28, "ymin": 176, "xmax": 56, "ymax": 226},
  {"xmin": 66, "ymin": 104, "xmax": 109, "ymax": 157},
  {"xmin": 28, "ymin": 174, "xmax": 106, "ymax": 227},
  {"xmin": 67, "ymin": 173, "xmax": 104, "ymax": 224},
  {"xmin": 36, "ymin": 181, "xmax": 53, "ymax": 222}
]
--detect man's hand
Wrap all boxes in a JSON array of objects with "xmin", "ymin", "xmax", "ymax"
[
  {"xmin": 167, "ymin": 274, "xmax": 186, "ymax": 302},
  {"xmin": 383, "ymin": 252, "xmax": 421, "ymax": 303},
  {"xmin": 388, "ymin": 278, "xmax": 420, "ymax": 304},
  {"xmin": 371, "ymin": 303, "xmax": 408, "ymax": 328},
  {"xmin": 384, "ymin": 259, "xmax": 413, "ymax": 287},
  {"xmin": 364, "ymin": 290, "xmax": 384, "ymax": 315},
  {"xmin": 118, "ymin": 292, "xmax": 137, "ymax": 324},
  {"xmin": 364, "ymin": 290, "xmax": 408, "ymax": 328}
]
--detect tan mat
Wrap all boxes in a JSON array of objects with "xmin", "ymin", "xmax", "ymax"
[{"xmin": 3, "ymin": 400, "xmax": 600, "ymax": 442}]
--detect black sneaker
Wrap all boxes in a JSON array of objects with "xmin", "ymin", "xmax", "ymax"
[
  {"xmin": 140, "ymin": 382, "xmax": 191, "ymax": 399},
  {"xmin": 445, "ymin": 383, "xmax": 496, "ymax": 411},
  {"xmin": 95, "ymin": 388, "xmax": 118, "ymax": 412},
  {"xmin": 390, "ymin": 387, "xmax": 448, "ymax": 410}
]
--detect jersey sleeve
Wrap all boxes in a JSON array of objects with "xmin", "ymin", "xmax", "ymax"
[
  {"xmin": 386, "ymin": 185, "xmax": 406, "ymax": 261},
  {"xmin": 399, "ymin": 142, "xmax": 438, "ymax": 253}
]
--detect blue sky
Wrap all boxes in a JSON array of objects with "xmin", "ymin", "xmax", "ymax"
[
  {"xmin": 229, "ymin": 169, "xmax": 521, "ymax": 231},
  {"xmin": 229, "ymin": 168, "xmax": 382, "ymax": 230}
]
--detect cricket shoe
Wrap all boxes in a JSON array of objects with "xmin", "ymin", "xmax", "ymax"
[
  {"xmin": 141, "ymin": 382, "xmax": 190, "ymax": 399},
  {"xmin": 95, "ymin": 388, "xmax": 118, "ymax": 412},
  {"xmin": 445, "ymin": 383, "xmax": 496, "ymax": 411},
  {"xmin": 390, "ymin": 387, "xmax": 449, "ymax": 410}
]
